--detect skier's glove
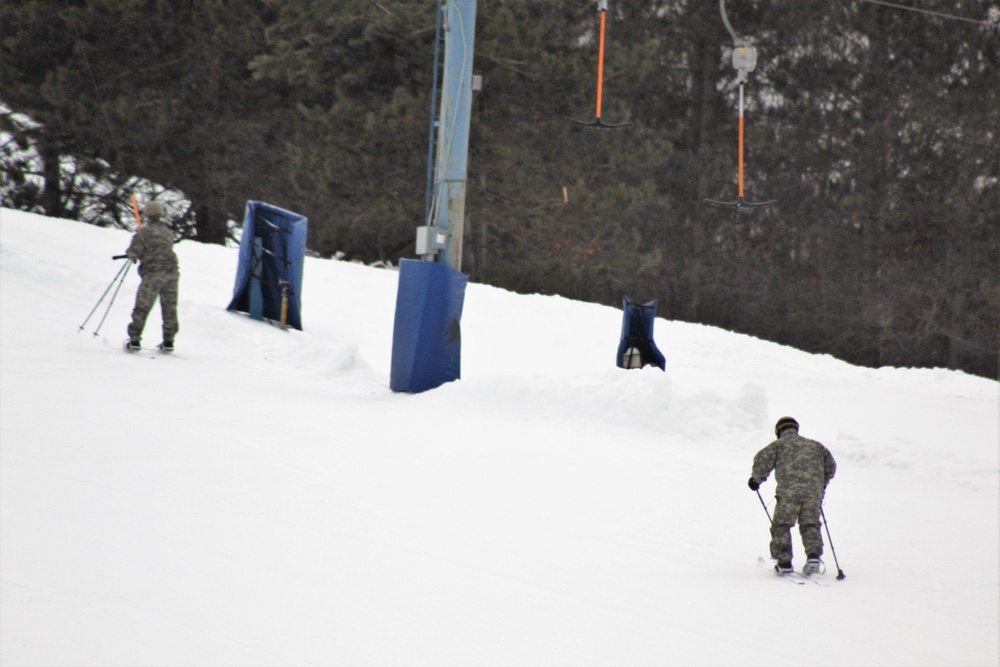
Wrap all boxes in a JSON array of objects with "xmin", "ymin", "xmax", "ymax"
[{"xmin": 747, "ymin": 477, "xmax": 760, "ymax": 491}]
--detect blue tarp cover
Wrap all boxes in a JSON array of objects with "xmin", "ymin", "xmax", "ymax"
[
  {"xmin": 616, "ymin": 296, "xmax": 666, "ymax": 370},
  {"xmin": 390, "ymin": 259, "xmax": 468, "ymax": 393},
  {"xmin": 227, "ymin": 201, "xmax": 307, "ymax": 330}
]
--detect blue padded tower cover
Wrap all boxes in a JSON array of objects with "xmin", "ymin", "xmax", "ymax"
[
  {"xmin": 390, "ymin": 259, "xmax": 469, "ymax": 393},
  {"xmin": 616, "ymin": 296, "xmax": 666, "ymax": 370},
  {"xmin": 227, "ymin": 201, "xmax": 307, "ymax": 330}
]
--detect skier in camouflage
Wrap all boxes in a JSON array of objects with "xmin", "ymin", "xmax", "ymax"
[
  {"xmin": 123, "ymin": 201, "xmax": 179, "ymax": 352},
  {"xmin": 749, "ymin": 416, "xmax": 836, "ymax": 575}
]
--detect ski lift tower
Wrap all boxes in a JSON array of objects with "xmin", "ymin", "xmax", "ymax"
[
  {"xmin": 390, "ymin": 0, "xmax": 478, "ymax": 393},
  {"xmin": 419, "ymin": 0, "xmax": 477, "ymax": 268}
]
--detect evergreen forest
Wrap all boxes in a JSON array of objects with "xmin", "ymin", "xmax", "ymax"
[{"xmin": 2, "ymin": 0, "xmax": 998, "ymax": 378}]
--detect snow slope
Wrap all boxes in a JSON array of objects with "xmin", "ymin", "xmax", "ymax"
[{"xmin": 1, "ymin": 207, "xmax": 997, "ymax": 667}]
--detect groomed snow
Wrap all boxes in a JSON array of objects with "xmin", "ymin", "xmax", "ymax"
[{"xmin": 1, "ymin": 207, "xmax": 997, "ymax": 666}]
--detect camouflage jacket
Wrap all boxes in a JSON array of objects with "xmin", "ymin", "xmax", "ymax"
[
  {"xmin": 752, "ymin": 430, "xmax": 837, "ymax": 498},
  {"xmin": 125, "ymin": 221, "xmax": 178, "ymax": 276}
]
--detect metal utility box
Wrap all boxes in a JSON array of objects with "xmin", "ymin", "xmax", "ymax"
[{"xmin": 415, "ymin": 226, "xmax": 449, "ymax": 256}]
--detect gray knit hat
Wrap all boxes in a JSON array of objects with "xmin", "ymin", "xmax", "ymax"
[{"xmin": 142, "ymin": 201, "xmax": 165, "ymax": 220}]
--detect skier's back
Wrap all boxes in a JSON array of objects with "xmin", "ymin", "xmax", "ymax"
[{"xmin": 748, "ymin": 417, "xmax": 836, "ymax": 574}]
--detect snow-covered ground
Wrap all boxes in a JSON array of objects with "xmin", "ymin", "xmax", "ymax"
[{"xmin": 1, "ymin": 207, "xmax": 997, "ymax": 667}]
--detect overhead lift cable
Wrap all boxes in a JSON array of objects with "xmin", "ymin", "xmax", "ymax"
[{"xmin": 853, "ymin": 0, "xmax": 998, "ymax": 27}]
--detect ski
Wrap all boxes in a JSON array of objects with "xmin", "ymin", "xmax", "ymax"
[
  {"xmin": 793, "ymin": 571, "xmax": 831, "ymax": 586},
  {"xmin": 123, "ymin": 339, "xmax": 154, "ymax": 358},
  {"xmin": 758, "ymin": 557, "xmax": 805, "ymax": 584},
  {"xmin": 797, "ymin": 572, "xmax": 830, "ymax": 588},
  {"xmin": 124, "ymin": 350, "xmax": 159, "ymax": 359},
  {"xmin": 121, "ymin": 339, "xmax": 185, "ymax": 359},
  {"xmin": 757, "ymin": 556, "xmax": 830, "ymax": 586},
  {"xmin": 781, "ymin": 573, "xmax": 807, "ymax": 585}
]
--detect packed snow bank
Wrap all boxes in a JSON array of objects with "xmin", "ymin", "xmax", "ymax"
[{"xmin": 1, "ymin": 208, "xmax": 997, "ymax": 666}]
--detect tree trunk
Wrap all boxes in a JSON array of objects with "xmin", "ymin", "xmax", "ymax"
[
  {"xmin": 39, "ymin": 140, "xmax": 63, "ymax": 219},
  {"xmin": 195, "ymin": 202, "xmax": 227, "ymax": 245}
]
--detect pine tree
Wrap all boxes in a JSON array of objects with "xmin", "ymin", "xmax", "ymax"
[{"xmin": 1, "ymin": 0, "xmax": 289, "ymax": 242}]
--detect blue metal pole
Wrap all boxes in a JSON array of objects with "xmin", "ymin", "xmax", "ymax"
[
  {"xmin": 432, "ymin": 0, "xmax": 477, "ymax": 271},
  {"xmin": 424, "ymin": 0, "xmax": 445, "ymax": 225}
]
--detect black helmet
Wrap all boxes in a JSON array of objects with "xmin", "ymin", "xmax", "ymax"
[{"xmin": 775, "ymin": 416, "xmax": 799, "ymax": 437}]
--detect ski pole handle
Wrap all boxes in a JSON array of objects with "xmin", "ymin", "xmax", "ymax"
[{"xmin": 112, "ymin": 254, "xmax": 128, "ymax": 260}]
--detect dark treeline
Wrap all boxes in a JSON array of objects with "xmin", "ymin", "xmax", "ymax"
[{"xmin": 2, "ymin": 0, "xmax": 998, "ymax": 378}]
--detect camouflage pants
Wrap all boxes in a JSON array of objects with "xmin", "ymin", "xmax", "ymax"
[
  {"xmin": 769, "ymin": 494, "xmax": 824, "ymax": 563},
  {"xmin": 127, "ymin": 270, "xmax": 179, "ymax": 344}
]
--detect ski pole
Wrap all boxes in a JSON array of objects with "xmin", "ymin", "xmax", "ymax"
[
  {"xmin": 130, "ymin": 194, "xmax": 143, "ymax": 228},
  {"xmin": 78, "ymin": 260, "xmax": 130, "ymax": 333},
  {"xmin": 821, "ymin": 507, "xmax": 846, "ymax": 580},
  {"xmin": 91, "ymin": 261, "xmax": 132, "ymax": 337},
  {"xmin": 755, "ymin": 489, "xmax": 773, "ymax": 523}
]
